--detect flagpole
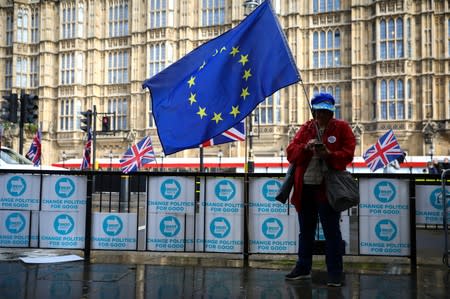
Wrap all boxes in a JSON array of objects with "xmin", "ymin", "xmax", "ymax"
[
  {"xmin": 298, "ymin": 79, "xmax": 323, "ymax": 141},
  {"xmin": 199, "ymin": 145, "xmax": 204, "ymax": 172}
]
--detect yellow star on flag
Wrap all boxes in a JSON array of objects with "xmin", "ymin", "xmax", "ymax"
[
  {"xmin": 188, "ymin": 93, "xmax": 197, "ymax": 105},
  {"xmin": 199, "ymin": 61, "xmax": 206, "ymax": 70},
  {"xmin": 230, "ymin": 105, "xmax": 240, "ymax": 118},
  {"xmin": 240, "ymin": 87, "xmax": 250, "ymax": 100},
  {"xmin": 238, "ymin": 54, "xmax": 249, "ymax": 66},
  {"xmin": 220, "ymin": 46, "xmax": 227, "ymax": 53},
  {"xmin": 211, "ymin": 112, "xmax": 223, "ymax": 124},
  {"xmin": 188, "ymin": 76, "xmax": 196, "ymax": 87},
  {"xmin": 230, "ymin": 46, "xmax": 240, "ymax": 57},
  {"xmin": 197, "ymin": 107, "xmax": 207, "ymax": 119},
  {"xmin": 243, "ymin": 69, "xmax": 252, "ymax": 81}
]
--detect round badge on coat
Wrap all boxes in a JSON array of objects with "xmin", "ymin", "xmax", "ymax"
[{"xmin": 328, "ymin": 136, "xmax": 336, "ymax": 143}]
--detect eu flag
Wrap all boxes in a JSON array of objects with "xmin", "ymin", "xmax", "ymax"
[{"xmin": 143, "ymin": 0, "xmax": 300, "ymax": 155}]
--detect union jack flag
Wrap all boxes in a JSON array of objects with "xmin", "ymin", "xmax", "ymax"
[
  {"xmin": 120, "ymin": 135, "xmax": 156, "ymax": 173},
  {"xmin": 26, "ymin": 129, "xmax": 41, "ymax": 166},
  {"xmin": 80, "ymin": 129, "xmax": 92, "ymax": 170},
  {"xmin": 363, "ymin": 129, "xmax": 404, "ymax": 172},
  {"xmin": 202, "ymin": 121, "xmax": 245, "ymax": 147}
]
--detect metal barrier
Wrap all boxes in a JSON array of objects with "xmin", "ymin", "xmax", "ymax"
[
  {"xmin": 442, "ymin": 169, "xmax": 450, "ymax": 267},
  {"xmin": 1, "ymin": 169, "xmax": 449, "ymax": 271}
]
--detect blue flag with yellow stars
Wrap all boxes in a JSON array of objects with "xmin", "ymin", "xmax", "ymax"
[{"xmin": 143, "ymin": 0, "xmax": 300, "ymax": 155}]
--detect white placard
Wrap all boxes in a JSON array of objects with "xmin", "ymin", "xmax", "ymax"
[
  {"xmin": 249, "ymin": 214, "xmax": 297, "ymax": 253},
  {"xmin": 148, "ymin": 177, "xmax": 195, "ymax": 214},
  {"xmin": 41, "ymin": 176, "xmax": 87, "ymax": 212},
  {"xmin": 91, "ymin": 212, "xmax": 137, "ymax": 250},
  {"xmin": 39, "ymin": 211, "xmax": 85, "ymax": 248},
  {"xmin": 203, "ymin": 178, "xmax": 243, "ymax": 214},
  {"xmin": 248, "ymin": 178, "xmax": 294, "ymax": 215},
  {"xmin": 147, "ymin": 213, "xmax": 194, "ymax": 251},
  {"xmin": 359, "ymin": 179, "xmax": 409, "ymax": 216},
  {"xmin": 0, "ymin": 174, "xmax": 40, "ymax": 210},
  {"xmin": 358, "ymin": 179, "xmax": 410, "ymax": 256},
  {"xmin": 197, "ymin": 214, "xmax": 243, "ymax": 253},
  {"xmin": 416, "ymin": 185, "xmax": 450, "ymax": 225},
  {"xmin": 359, "ymin": 215, "xmax": 410, "ymax": 256},
  {"xmin": 0, "ymin": 210, "xmax": 30, "ymax": 247}
]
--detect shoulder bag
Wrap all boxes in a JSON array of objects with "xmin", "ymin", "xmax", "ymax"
[
  {"xmin": 275, "ymin": 163, "xmax": 296, "ymax": 204},
  {"xmin": 325, "ymin": 168, "xmax": 359, "ymax": 212}
]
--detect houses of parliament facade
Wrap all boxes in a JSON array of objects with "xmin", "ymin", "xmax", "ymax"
[{"xmin": 1, "ymin": 0, "xmax": 450, "ymax": 166}]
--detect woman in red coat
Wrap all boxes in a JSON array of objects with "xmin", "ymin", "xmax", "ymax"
[{"xmin": 285, "ymin": 92, "xmax": 356, "ymax": 287}]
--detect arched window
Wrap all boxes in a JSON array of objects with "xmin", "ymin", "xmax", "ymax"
[
  {"xmin": 379, "ymin": 17, "xmax": 404, "ymax": 60},
  {"xmin": 312, "ymin": 30, "xmax": 341, "ymax": 68},
  {"xmin": 109, "ymin": 1, "xmax": 129, "ymax": 36},
  {"xmin": 255, "ymin": 92, "xmax": 281, "ymax": 125},
  {"xmin": 313, "ymin": 32, "xmax": 319, "ymax": 68},
  {"xmin": 379, "ymin": 79, "xmax": 406, "ymax": 120},
  {"xmin": 202, "ymin": 0, "xmax": 225, "ymax": 26},
  {"xmin": 313, "ymin": 0, "xmax": 340, "ymax": 12}
]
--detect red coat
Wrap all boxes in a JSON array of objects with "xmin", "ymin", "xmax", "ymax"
[{"xmin": 286, "ymin": 118, "xmax": 356, "ymax": 212}]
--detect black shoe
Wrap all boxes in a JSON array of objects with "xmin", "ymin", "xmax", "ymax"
[
  {"xmin": 285, "ymin": 267, "xmax": 311, "ymax": 280},
  {"xmin": 327, "ymin": 274, "xmax": 342, "ymax": 287}
]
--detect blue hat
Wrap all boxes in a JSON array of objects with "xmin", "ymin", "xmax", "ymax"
[{"xmin": 311, "ymin": 92, "xmax": 335, "ymax": 112}]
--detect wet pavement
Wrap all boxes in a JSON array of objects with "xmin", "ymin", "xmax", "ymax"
[{"xmin": 0, "ymin": 250, "xmax": 449, "ymax": 299}]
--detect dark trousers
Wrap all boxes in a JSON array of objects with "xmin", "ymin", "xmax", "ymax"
[{"xmin": 296, "ymin": 184, "xmax": 343, "ymax": 275}]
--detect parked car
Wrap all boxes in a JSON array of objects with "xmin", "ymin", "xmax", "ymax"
[{"xmin": 0, "ymin": 146, "xmax": 64, "ymax": 170}]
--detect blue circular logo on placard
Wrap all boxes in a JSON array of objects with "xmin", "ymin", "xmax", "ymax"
[
  {"xmin": 53, "ymin": 214, "xmax": 75, "ymax": 235},
  {"xmin": 160, "ymin": 179, "xmax": 181, "ymax": 200},
  {"xmin": 160, "ymin": 216, "xmax": 181, "ymax": 237},
  {"xmin": 55, "ymin": 177, "xmax": 75, "ymax": 198},
  {"xmin": 210, "ymin": 217, "xmax": 231, "ymax": 238},
  {"xmin": 374, "ymin": 181, "xmax": 396, "ymax": 203},
  {"xmin": 7, "ymin": 176, "xmax": 26, "ymax": 197},
  {"xmin": 375, "ymin": 219, "xmax": 397, "ymax": 241},
  {"xmin": 214, "ymin": 180, "xmax": 236, "ymax": 201},
  {"xmin": 103, "ymin": 215, "xmax": 123, "ymax": 236},
  {"xmin": 262, "ymin": 180, "xmax": 281, "ymax": 201},
  {"xmin": 262, "ymin": 217, "xmax": 283, "ymax": 239},
  {"xmin": 5, "ymin": 212, "xmax": 26, "ymax": 234},
  {"xmin": 430, "ymin": 188, "xmax": 450, "ymax": 210}
]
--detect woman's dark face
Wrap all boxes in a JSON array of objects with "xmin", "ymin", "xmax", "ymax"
[{"xmin": 313, "ymin": 109, "xmax": 333, "ymax": 127}]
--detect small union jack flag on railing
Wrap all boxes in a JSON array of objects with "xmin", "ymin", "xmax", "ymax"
[
  {"xmin": 202, "ymin": 120, "xmax": 245, "ymax": 147},
  {"xmin": 80, "ymin": 129, "xmax": 92, "ymax": 170},
  {"xmin": 120, "ymin": 135, "xmax": 156, "ymax": 173},
  {"xmin": 363, "ymin": 129, "xmax": 404, "ymax": 172},
  {"xmin": 26, "ymin": 129, "xmax": 41, "ymax": 166}
]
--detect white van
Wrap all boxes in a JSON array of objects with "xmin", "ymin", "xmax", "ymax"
[{"xmin": 0, "ymin": 146, "xmax": 64, "ymax": 170}]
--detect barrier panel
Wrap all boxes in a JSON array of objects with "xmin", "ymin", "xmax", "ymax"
[{"xmin": 1, "ymin": 169, "xmax": 448, "ymax": 269}]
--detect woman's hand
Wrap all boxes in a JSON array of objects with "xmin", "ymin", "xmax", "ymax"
[
  {"xmin": 305, "ymin": 139, "xmax": 317, "ymax": 151},
  {"xmin": 314, "ymin": 143, "xmax": 329, "ymax": 158}
]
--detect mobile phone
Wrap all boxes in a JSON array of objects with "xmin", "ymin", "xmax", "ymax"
[{"xmin": 314, "ymin": 143, "xmax": 325, "ymax": 148}]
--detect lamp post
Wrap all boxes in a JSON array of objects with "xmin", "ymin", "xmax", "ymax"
[
  {"xmin": 428, "ymin": 144, "xmax": 434, "ymax": 162},
  {"xmin": 62, "ymin": 151, "xmax": 66, "ymax": 168},
  {"xmin": 218, "ymin": 149, "xmax": 223, "ymax": 170},
  {"xmin": 109, "ymin": 150, "xmax": 113, "ymax": 170},
  {"xmin": 160, "ymin": 152, "xmax": 165, "ymax": 171},
  {"xmin": 279, "ymin": 147, "xmax": 284, "ymax": 172},
  {"xmin": 243, "ymin": 0, "xmax": 261, "ymax": 15}
]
